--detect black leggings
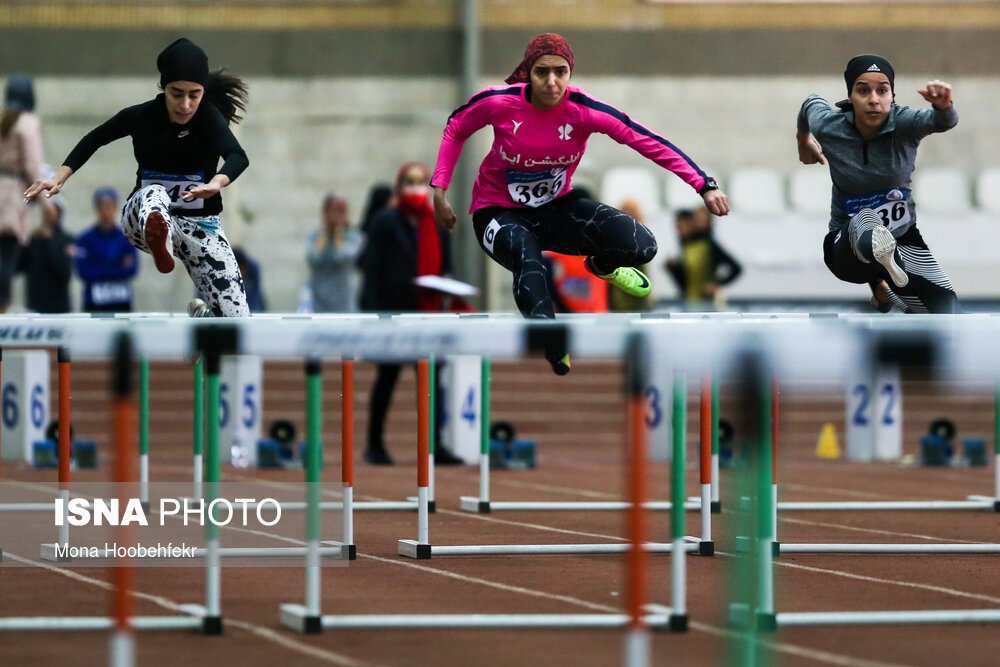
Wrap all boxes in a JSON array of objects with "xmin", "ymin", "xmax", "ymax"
[
  {"xmin": 472, "ymin": 194, "xmax": 657, "ymax": 319},
  {"xmin": 0, "ymin": 234, "xmax": 22, "ymax": 308},
  {"xmin": 823, "ymin": 225, "xmax": 960, "ymax": 314}
]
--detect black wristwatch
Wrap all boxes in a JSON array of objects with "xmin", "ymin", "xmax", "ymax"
[{"xmin": 698, "ymin": 177, "xmax": 720, "ymax": 196}]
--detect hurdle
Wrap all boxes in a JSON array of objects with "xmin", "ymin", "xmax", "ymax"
[
  {"xmin": 0, "ymin": 331, "xmax": 208, "ymax": 642},
  {"xmin": 397, "ymin": 352, "xmax": 704, "ymax": 558},
  {"xmin": 729, "ymin": 335, "xmax": 1000, "ymax": 631},
  {"xmin": 458, "ymin": 351, "xmax": 705, "ymax": 515},
  {"xmin": 283, "ymin": 328, "xmax": 687, "ymax": 656}
]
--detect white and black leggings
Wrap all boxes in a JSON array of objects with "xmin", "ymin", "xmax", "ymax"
[
  {"xmin": 824, "ymin": 212, "xmax": 959, "ymax": 314},
  {"xmin": 122, "ymin": 185, "xmax": 249, "ymax": 317},
  {"xmin": 472, "ymin": 193, "xmax": 657, "ymax": 319}
]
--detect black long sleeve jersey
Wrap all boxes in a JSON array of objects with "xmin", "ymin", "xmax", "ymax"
[{"xmin": 63, "ymin": 94, "xmax": 249, "ymax": 217}]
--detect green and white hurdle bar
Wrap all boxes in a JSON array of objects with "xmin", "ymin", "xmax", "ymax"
[{"xmin": 731, "ymin": 340, "xmax": 1000, "ymax": 632}]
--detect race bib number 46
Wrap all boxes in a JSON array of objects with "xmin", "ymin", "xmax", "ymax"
[
  {"xmin": 843, "ymin": 188, "xmax": 911, "ymax": 233},
  {"xmin": 507, "ymin": 168, "xmax": 566, "ymax": 208},
  {"xmin": 140, "ymin": 170, "xmax": 205, "ymax": 210}
]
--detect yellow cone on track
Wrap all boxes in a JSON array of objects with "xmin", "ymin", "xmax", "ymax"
[{"xmin": 816, "ymin": 422, "xmax": 842, "ymax": 459}]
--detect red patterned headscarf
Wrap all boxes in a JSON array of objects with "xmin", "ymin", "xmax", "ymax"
[{"xmin": 505, "ymin": 33, "xmax": 574, "ymax": 85}]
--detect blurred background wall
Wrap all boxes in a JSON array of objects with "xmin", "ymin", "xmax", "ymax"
[{"xmin": 2, "ymin": 0, "xmax": 998, "ymax": 311}]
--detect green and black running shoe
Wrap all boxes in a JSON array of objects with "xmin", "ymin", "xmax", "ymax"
[{"xmin": 587, "ymin": 261, "xmax": 652, "ymax": 298}]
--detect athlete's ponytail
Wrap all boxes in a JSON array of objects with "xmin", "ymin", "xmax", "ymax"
[{"xmin": 204, "ymin": 69, "xmax": 248, "ymax": 125}]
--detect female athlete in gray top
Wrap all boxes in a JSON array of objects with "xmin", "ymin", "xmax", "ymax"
[{"xmin": 797, "ymin": 54, "xmax": 959, "ymax": 313}]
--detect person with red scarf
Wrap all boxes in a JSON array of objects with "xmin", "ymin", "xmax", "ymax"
[
  {"xmin": 360, "ymin": 162, "xmax": 462, "ymax": 465},
  {"xmin": 432, "ymin": 33, "xmax": 728, "ymax": 374}
]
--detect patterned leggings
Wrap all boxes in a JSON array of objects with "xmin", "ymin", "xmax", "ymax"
[
  {"xmin": 122, "ymin": 185, "xmax": 249, "ymax": 317},
  {"xmin": 824, "ymin": 214, "xmax": 960, "ymax": 314},
  {"xmin": 472, "ymin": 193, "xmax": 657, "ymax": 319}
]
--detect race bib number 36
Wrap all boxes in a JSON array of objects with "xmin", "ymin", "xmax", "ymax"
[
  {"xmin": 843, "ymin": 188, "xmax": 911, "ymax": 233},
  {"xmin": 507, "ymin": 168, "xmax": 567, "ymax": 208},
  {"xmin": 140, "ymin": 170, "xmax": 206, "ymax": 210}
]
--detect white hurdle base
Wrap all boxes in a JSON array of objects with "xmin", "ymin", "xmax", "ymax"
[
  {"xmin": 777, "ymin": 497, "xmax": 994, "ymax": 511},
  {"xmin": 280, "ymin": 603, "xmax": 677, "ymax": 631},
  {"xmin": 778, "ymin": 543, "xmax": 1000, "ymax": 554},
  {"xmin": 0, "ymin": 604, "xmax": 207, "ymax": 631},
  {"xmin": 459, "ymin": 496, "xmax": 701, "ymax": 513},
  {"xmin": 777, "ymin": 609, "xmax": 1000, "ymax": 627},
  {"xmin": 397, "ymin": 539, "xmax": 700, "ymax": 558}
]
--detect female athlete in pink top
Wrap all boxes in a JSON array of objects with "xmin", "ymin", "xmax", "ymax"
[{"xmin": 433, "ymin": 33, "xmax": 729, "ymax": 374}]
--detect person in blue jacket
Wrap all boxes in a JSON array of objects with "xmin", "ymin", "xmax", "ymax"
[{"xmin": 75, "ymin": 186, "xmax": 139, "ymax": 312}]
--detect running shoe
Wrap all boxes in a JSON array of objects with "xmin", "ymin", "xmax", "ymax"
[
  {"xmin": 545, "ymin": 351, "xmax": 571, "ymax": 376},
  {"xmin": 187, "ymin": 298, "xmax": 212, "ymax": 318},
  {"xmin": 870, "ymin": 226, "xmax": 908, "ymax": 288},
  {"xmin": 144, "ymin": 210, "xmax": 175, "ymax": 274},
  {"xmin": 585, "ymin": 258, "xmax": 652, "ymax": 298}
]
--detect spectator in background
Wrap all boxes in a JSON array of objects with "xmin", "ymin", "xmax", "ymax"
[
  {"xmin": 75, "ymin": 187, "xmax": 139, "ymax": 312},
  {"xmin": 18, "ymin": 177, "xmax": 73, "ymax": 313},
  {"xmin": 608, "ymin": 198, "xmax": 654, "ymax": 312},
  {"xmin": 307, "ymin": 194, "xmax": 363, "ymax": 312},
  {"xmin": 360, "ymin": 183, "xmax": 393, "ymax": 236},
  {"xmin": 0, "ymin": 75, "xmax": 43, "ymax": 312},
  {"xmin": 665, "ymin": 207, "xmax": 742, "ymax": 309},
  {"xmin": 233, "ymin": 246, "xmax": 266, "ymax": 313},
  {"xmin": 361, "ymin": 161, "xmax": 462, "ymax": 466}
]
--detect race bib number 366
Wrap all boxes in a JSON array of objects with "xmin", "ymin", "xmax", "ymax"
[
  {"xmin": 843, "ymin": 188, "xmax": 911, "ymax": 233},
  {"xmin": 507, "ymin": 168, "xmax": 567, "ymax": 208},
  {"xmin": 140, "ymin": 170, "xmax": 206, "ymax": 210}
]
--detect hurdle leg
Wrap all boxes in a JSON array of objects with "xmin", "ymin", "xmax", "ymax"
[
  {"xmin": 304, "ymin": 358, "xmax": 323, "ymax": 633},
  {"xmin": 772, "ymin": 377, "xmax": 780, "ymax": 553},
  {"xmin": 202, "ymin": 351, "xmax": 223, "ymax": 634},
  {"xmin": 138, "ymin": 359, "xmax": 150, "ymax": 513},
  {"xmin": 193, "ymin": 356, "xmax": 204, "ymax": 506},
  {"xmin": 398, "ymin": 359, "xmax": 432, "ymax": 559},
  {"xmin": 341, "ymin": 358, "xmax": 356, "ymax": 559},
  {"xmin": 41, "ymin": 347, "xmax": 72, "ymax": 562},
  {"xmin": 757, "ymin": 371, "xmax": 776, "ymax": 631},
  {"xmin": 625, "ymin": 334, "xmax": 651, "ymax": 666},
  {"xmin": 670, "ymin": 372, "xmax": 688, "ymax": 631},
  {"xmin": 710, "ymin": 370, "xmax": 721, "ymax": 513},
  {"xmin": 109, "ymin": 333, "xmax": 137, "ymax": 667},
  {"xmin": 696, "ymin": 375, "xmax": 713, "ymax": 556},
  {"xmin": 428, "ymin": 357, "xmax": 436, "ymax": 513}
]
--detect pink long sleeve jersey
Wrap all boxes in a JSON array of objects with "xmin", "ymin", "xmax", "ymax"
[{"xmin": 432, "ymin": 83, "xmax": 709, "ymax": 213}]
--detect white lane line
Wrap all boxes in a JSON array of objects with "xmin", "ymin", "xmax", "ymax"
[
  {"xmin": 760, "ymin": 557, "xmax": 1000, "ymax": 607},
  {"xmin": 357, "ymin": 554, "xmax": 908, "ymax": 667},
  {"xmin": 2, "ymin": 551, "xmax": 382, "ymax": 667},
  {"xmin": 685, "ymin": 620, "xmax": 908, "ymax": 667},
  {"xmin": 778, "ymin": 516, "xmax": 982, "ymax": 544}
]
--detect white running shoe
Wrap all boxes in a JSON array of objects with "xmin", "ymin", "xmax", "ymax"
[
  {"xmin": 871, "ymin": 226, "xmax": 908, "ymax": 288},
  {"xmin": 187, "ymin": 298, "xmax": 212, "ymax": 318}
]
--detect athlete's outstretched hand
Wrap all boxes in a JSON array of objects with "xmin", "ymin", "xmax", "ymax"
[
  {"xmin": 184, "ymin": 182, "xmax": 221, "ymax": 201},
  {"xmin": 23, "ymin": 165, "xmax": 73, "ymax": 203},
  {"xmin": 796, "ymin": 130, "xmax": 826, "ymax": 166},
  {"xmin": 433, "ymin": 187, "xmax": 457, "ymax": 232},
  {"xmin": 703, "ymin": 189, "xmax": 730, "ymax": 217},
  {"xmin": 917, "ymin": 80, "xmax": 953, "ymax": 110}
]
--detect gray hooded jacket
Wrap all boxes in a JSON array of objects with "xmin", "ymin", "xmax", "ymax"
[{"xmin": 797, "ymin": 95, "xmax": 958, "ymax": 236}]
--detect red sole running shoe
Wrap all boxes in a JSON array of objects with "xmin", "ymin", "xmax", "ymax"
[{"xmin": 144, "ymin": 210, "xmax": 175, "ymax": 274}]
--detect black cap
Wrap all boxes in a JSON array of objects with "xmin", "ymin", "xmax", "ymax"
[
  {"xmin": 5, "ymin": 75, "xmax": 35, "ymax": 112},
  {"xmin": 157, "ymin": 38, "xmax": 209, "ymax": 88},
  {"xmin": 844, "ymin": 54, "xmax": 895, "ymax": 96}
]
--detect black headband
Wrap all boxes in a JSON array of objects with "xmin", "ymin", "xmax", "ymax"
[
  {"xmin": 157, "ymin": 38, "xmax": 209, "ymax": 88},
  {"xmin": 844, "ymin": 54, "xmax": 895, "ymax": 95}
]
